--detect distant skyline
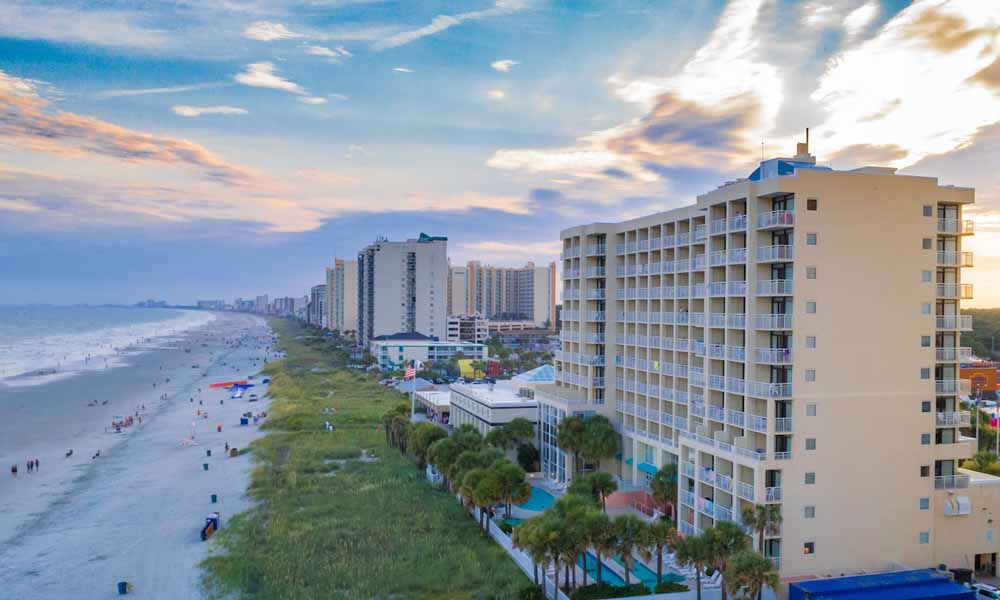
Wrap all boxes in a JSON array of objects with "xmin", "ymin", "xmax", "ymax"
[{"xmin": 0, "ymin": 0, "xmax": 998, "ymax": 306}]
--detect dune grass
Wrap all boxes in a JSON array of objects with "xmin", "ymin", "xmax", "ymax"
[{"xmin": 201, "ymin": 319, "xmax": 527, "ymax": 600}]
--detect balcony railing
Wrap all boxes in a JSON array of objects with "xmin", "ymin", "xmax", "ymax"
[
  {"xmin": 728, "ymin": 247, "xmax": 747, "ymax": 263},
  {"xmin": 587, "ymin": 244, "xmax": 606, "ymax": 256},
  {"xmin": 936, "ymin": 347, "xmax": 972, "ymax": 361},
  {"xmin": 937, "ymin": 251, "xmax": 973, "ymax": 267},
  {"xmin": 586, "ymin": 266, "xmax": 606, "ymax": 277},
  {"xmin": 936, "ymin": 283, "xmax": 973, "ymax": 299},
  {"xmin": 935, "ymin": 380, "xmax": 963, "ymax": 394},
  {"xmin": 563, "ymin": 289, "xmax": 580, "ymax": 300},
  {"xmin": 936, "ymin": 411, "xmax": 971, "ymax": 427},
  {"xmin": 747, "ymin": 381, "xmax": 792, "ymax": 399},
  {"xmin": 937, "ymin": 218, "xmax": 974, "ymax": 235},
  {"xmin": 757, "ymin": 245, "xmax": 793, "ymax": 262},
  {"xmin": 935, "ymin": 474, "xmax": 970, "ymax": 489},
  {"xmin": 775, "ymin": 417, "xmax": 793, "ymax": 433},
  {"xmin": 765, "ymin": 487, "xmax": 782, "ymax": 502},
  {"xmin": 728, "ymin": 281, "xmax": 748, "ymax": 296},
  {"xmin": 586, "ymin": 288, "xmax": 606, "ymax": 299},
  {"xmin": 562, "ymin": 247, "xmax": 581, "ymax": 259},
  {"xmin": 755, "ymin": 313, "xmax": 792, "ymax": 330},
  {"xmin": 709, "ymin": 281, "xmax": 727, "ymax": 296},
  {"xmin": 735, "ymin": 481, "xmax": 754, "ymax": 501},
  {"xmin": 755, "ymin": 347, "xmax": 793, "ymax": 364},
  {"xmin": 727, "ymin": 313, "xmax": 747, "ymax": 328},
  {"xmin": 756, "ymin": 279, "xmax": 793, "ymax": 296},
  {"xmin": 758, "ymin": 210, "xmax": 795, "ymax": 229}
]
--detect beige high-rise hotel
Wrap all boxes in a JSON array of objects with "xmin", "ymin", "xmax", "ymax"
[{"xmin": 543, "ymin": 141, "xmax": 1000, "ymax": 579}]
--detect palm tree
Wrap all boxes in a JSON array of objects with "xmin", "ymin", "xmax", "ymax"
[
  {"xmin": 580, "ymin": 415, "xmax": 618, "ymax": 471},
  {"xmin": 493, "ymin": 459, "xmax": 531, "ymax": 518},
  {"xmin": 650, "ymin": 464, "xmax": 678, "ymax": 519},
  {"xmin": 612, "ymin": 513, "xmax": 647, "ymax": 587},
  {"xmin": 474, "ymin": 472, "xmax": 504, "ymax": 532},
  {"xmin": 646, "ymin": 519, "xmax": 680, "ymax": 586},
  {"xmin": 590, "ymin": 511, "xmax": 617, "ymax": 587},
  {"xmin": 557, "ymin": 415, "xmax": 586, "ymax": 475},
  {"xmin": 512, "ymin": 518, "xmax": 544, "ymax": 590},
  {"xmin": 724, "ymin": 550, "xmax": 779, "ymax": 600},
  {"xmin": 589, "ymin": 471, "xmax": 618, "ymax": 513},
  {"xmin": 740, "ymin": 504, "xmax": 782, "ymax": 554},
  {"xmin": 581, "ymin": 510, "xmax": 613, "ymax": 586},
  {"xmin": 427, "ymin": 437, "xmax": 459, "ymax": 489},
  {"xmin": 409, "ymin": 421, "xmax": 447, "ymax": 470},
  {"xmin": 505, "ymin": 417, "xmax": 536, "ymax": 447},
  {"xmin": 461, "ymin": 468, "xmax": 486, "ymax": 524},
  {"xmin": 676, "ymin": 531, "xmax": 714, "ymax": 600},
  {"xmin": 707, "ymin": 521, "xmax": 750, "ymax": 600}
]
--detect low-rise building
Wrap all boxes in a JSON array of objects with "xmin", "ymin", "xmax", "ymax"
[
  {"xmin": 369, "ymin": 332, "xmax": 486, "ymax": 371},
  {"xmin": 414, "ymin": 389, "xmax": 451, "ymax": 425},
  {"xmin": 449, "ymin": 380, "xmax": 538, "ymax": 436},
  {"xmin": 447, "ymin": 315, "xmax": 490, "ymax": 343}
]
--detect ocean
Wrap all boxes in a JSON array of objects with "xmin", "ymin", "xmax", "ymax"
[{"xmin": 0, "ymin": 306, "xmax": 216, "ymax": 384}]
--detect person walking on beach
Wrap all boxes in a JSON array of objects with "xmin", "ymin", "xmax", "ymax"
[
  {"xmin": 35, "ymin": 458, "xmax": 40, "ymax": 471},
  {"xmin": 11, "ymin": 464, "xmax": 16, "ymax": 478},
  {"xmin": 26, "ymin": 460, "xmax": 32, "ymax": 473}
]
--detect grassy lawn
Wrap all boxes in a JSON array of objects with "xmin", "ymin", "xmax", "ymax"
[{"xmin": 201, "ymin": 318, "xmax": 528, "ymax": 600}]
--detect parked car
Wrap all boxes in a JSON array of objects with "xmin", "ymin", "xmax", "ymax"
[{"xmin": 974, "ymin": 583, "xmax": 1000, "ymax": 599}]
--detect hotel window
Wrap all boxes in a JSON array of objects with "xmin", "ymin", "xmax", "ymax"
[
  {"xmin": 921, "ymin": 335, "xmax": 931, "ymax": 347},
  {"xmin": 804, "ymin": 506, "xmax": 816, "ymax": 518},
  {"xmin": 806, "ymin": 267, "xmax": 817, "ymax": 279},
  {"xmin": 920, "ymin": 368, "xmax": 931, "ymax": 379},
  {"xmin": 806, "ymin": 233, "xmax": 818, "ymax": 245},
  {"xmin": 922, "ymin": 401, "xmax": 931, "ymax": 412},
  {"xmin": 806, "ymin": 403, "xmax": 817, "ymax": 416},
  {"xmin": 923, "ymin": 205, "xmax": 933, "ymax": 217},
  {"xmin": 919, "ymin": 532, "xmax": 930, "ymax": 544},
  {"xmin": 922, "ymin": 302, "xmax": 932, "ymax": 315},
  {"xmin": 806, "ymin": 438, "xmax": 816, "ymax": 450},
  {"xmin": 805, "ymin": 472, "xmax": 815, "ymax": 484},
  {"xmin": 807, "ymin": 198, "xmax": 818, "ymax": 211},
  {"xmin": 806, "ymin": 301, "xmax": 817, "ymax": 314},
  {"xmin": 920, "ymin": 498, "xmax": 930, "ymax": 510},
  {"xmin": 806, "ymin": 369, "xmax": 816, "ymax": 382},
  {"xmin": 921, "ymin": 465, "xmax": 930, "ymax": 477},
  {"xmin": 921, "ymin": 433, "xmax": 931, "ymax": 445},
  {"xmin": 804, "ymin": 542, "xmax": 815, "ymax": 555},
  {"xmin": 806, "ymin": 336, "xmax": 816, "ymax": 348},
  {"xmin": 922, "ymin": 270, "xmax": 932, "ymax": 282},
  {"xmin": 923, "ymin": 238, "xmax": 933, "ymax": 250}
]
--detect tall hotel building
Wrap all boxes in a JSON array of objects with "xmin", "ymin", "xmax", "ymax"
[
  {"xmin": 357, "ymin": 234, "xmax": 448, "ymax": 346},
  {"xmin": 326, "ymin": 258, "xmax": 358, "ymax": 335},
  {"xmin": 447, "ymin": 261, "xmax": 557, "ymax": 328},
  {"xmin": 549, "ymin": 141, "xmax": 991, "ymax": 578}
]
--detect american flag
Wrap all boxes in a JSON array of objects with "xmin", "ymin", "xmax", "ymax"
[{"xmin": 405, "ymin": 365, "xmax": 415, "ymax": 380}]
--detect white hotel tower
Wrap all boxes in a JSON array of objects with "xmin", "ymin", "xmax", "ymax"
[{"xmin": 547, "ymin": 141, "xmax": 995, "ymax": 579}]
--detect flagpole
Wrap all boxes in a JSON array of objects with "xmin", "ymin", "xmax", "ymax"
[{"xmin": 410, "ymin": 360, "xmax": 416, "ymax": 420}]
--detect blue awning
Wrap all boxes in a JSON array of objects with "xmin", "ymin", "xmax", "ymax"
[
  {"xmin": 625, "ymin": 457, "xmax": 634, "ymax": 465},
  {"xmin": 638, "ymin": 462, "xmax": 658, "ymax": 475}
]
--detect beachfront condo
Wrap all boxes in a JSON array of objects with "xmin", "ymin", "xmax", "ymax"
[
  {"xmin": 357, "ymin": 234, "xmax": 449, "ymax": 346},
  {"xmin": 326, "ymin": 258, "xmax": 359, "ymax": 336},
  {"xmin": 447, "ymin": 261, "xmax": 557, "ymax": 329},
  {"xmin": 308, "ymin": 284, "xmax": 326, "ymax": 328},
  {"xmin": 541, "ymin": 139, "xmax": 998, "ymax": 579}
]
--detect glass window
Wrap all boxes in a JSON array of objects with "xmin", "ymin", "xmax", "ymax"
[
  {"xmin": 922, "ymin": 303, "xmax": 932, "ymax": 315},
  {"xmin": 806, "ymin": 369, "xmax": 816, "ymax": 382},
  {"xmin": 804, "ymin": 542, "xmax": 815, "ymax": 555},
  {"xmin": 922, "ymin": 401, "xmax": 931, "ymax": 412},
  {"xmin": 807, "ymin": 198, "xmax": 818, "ymax": 211},
  {"xmin": 921, "ymin": 368, "xmax": 931, "ymax": 379},
  {"xmin": 923, "ymin": 205, "xmax": 933, "ymax": 217},
  {"xmin": 806, "ymin": 438, "xmax": 817, "ymax": 450},
  {"xmin": 921, "ymin": 433, "xmax": 931, "ymax": 445},
  {"xmin": 919, "ymin": 532, "xmax": 930, "ymax": 544},
  {"xmin": 807, "ymin": 233, "xmax": 818, "ymax": 245},
  {"xmin": 921, "ymin": 335, "xmax": 931, "ymax": 347},
  {"xmin": 920, "ymin": 498, "xmax": 930, "ymax": 510},
  {"xmin": 921, "ymin": 465, "xmax": 930, "ymax": 477},
  {"xmin": 806, "ymin": 336, "xmax": 816, "ymax": 348},
  {"xmin": 922, "ymin": 271, "xmax": 932, "ymax": 282},
  {"xmin": 923, "ymin": 238, "xmax": 932, "ymax": 250},
  {"xmin": 805, "ymin": 472, "xmax": 815, "ymax": 484},
  {"xmin": 807, "ymin": 403, "xmax": 817, "ymax": 416},
  {"xmin": 807, "ymin": 301, "xmax": 817, "ymax": 314},
  {"xmin": 806, "ymin": 266, "xmax": 817, "ymax": 279},
  {"xmin": 804, "ymin": 506, "xmax": 816, "ymax": 518}
]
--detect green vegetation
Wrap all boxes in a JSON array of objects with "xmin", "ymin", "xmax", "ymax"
[
  {"xmin": 967, "ymin": 308, "xmax": 1000, "ymax": 360},
  {"xmin": 201, "ymin": 318, "xmax": 527, "ymax": 600},
  {"xmin": 556, "ymin": 414, "xmax": 619, "ymax": 474}
]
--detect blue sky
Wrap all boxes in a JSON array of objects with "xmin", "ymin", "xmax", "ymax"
[{"xmin": 0, "ymin": 0, "xmax": 998, "ymax": 305}]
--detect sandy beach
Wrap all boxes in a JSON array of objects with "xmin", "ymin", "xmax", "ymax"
[{"xmin": 0, "ymin": 312, "xmax": 276, "ymax": 599}]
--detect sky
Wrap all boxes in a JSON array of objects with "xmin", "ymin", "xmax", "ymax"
[{"xmin": 0, "ymin": 0, "xmax": 998, "ymax": 306}]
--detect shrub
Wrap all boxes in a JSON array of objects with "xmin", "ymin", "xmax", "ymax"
[
  {"xmin": 517, "ymin": 585, "xmax": 546, "ymax": 600},
  {"xmin": 654, "ymin": 580, "xmax": 689, "ymax": 593},
  {"xmin": 571, "ymin": 583, "xmax": 649, "ymax": 600},
  {"xmin": 499, "ymin": 521, "xmax": 514, "ymax": 535}
]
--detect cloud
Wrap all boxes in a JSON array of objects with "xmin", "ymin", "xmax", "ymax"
[
  {"xmin": 491, "ymin": 59, "xmax": 519, "ymax": 72},
  {"xmin": 244, "ymin": 21, "xmax": 302, "ymax": 41},
  {"xmin": 296, "ymin": 169, "xmax": 359, "ymax": 185},
  {"xmin": 95, "ymin": 83, "xmax": 222, "ymax": 100},
  {"xmin": 346, "ymin": 144, "xmax": 372, "ymax": 159},
  {"xmin": 299, "ymin": 96, "xmax": 327, "ymax": 104},
  {"xmin": 300, "ymin": 44, "xmax": 353, "ymax": 62},
  {"xmin": 392, "ymin": 66, "xmax": 413, "ymax": 73},
  {"xmin": 373, "ymin": 1, "xmax": 529, "ymax": 50},
  {"xmin": 329, "ymin": 93, "xmax": 350, "ymax": 101},
  {"xmin": 172, "ymin": 105, "xmax": 248, "ymax": 117},
  {"xmin": 0, "ymin": 197, "xmax": 43, "ymax": 213},
  {"xmin": 488, "ymin": 89, "xmax": 506, "ymax": 100},
  {"xmin": 827, "ymin": 143, "xmax": 908, "ymax": 167},
  {"xmin": 234, "ymin": 62, "xmax": 305, "ymax": 95},
  {"xmin": 0, "ymin": 2, "xmax": 170, "ymax": 49},
  {"xmin": 456, "ymin": 240, "xmax": 562, "ymax": 263},
  {"xmin": 0, "ymin": 69, "xmax": 257, "ymax": 186}
]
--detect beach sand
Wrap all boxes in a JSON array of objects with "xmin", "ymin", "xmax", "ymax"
[{"xmin": 0, "ymin": 312, "xmax": 276, "ymax": 599}]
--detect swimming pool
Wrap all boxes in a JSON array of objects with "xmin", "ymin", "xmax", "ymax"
[
  {"xmin": 612, "ymin": 555, "xmax": 685, "ymax": 590},
  {"xmin": 578, "ymin": 552, "xmax": 626, "ymax": 586},
  {"xmin": 503, "ymin": 517, "xmax": 523, "ymax": 526},
  {"xmin": 517, "ymin": 486, "xmax": 556, "ymax": 512}
]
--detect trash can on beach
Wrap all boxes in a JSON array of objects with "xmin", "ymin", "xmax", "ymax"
[
  {"xmin": 203, "ymin": 463, "xmax": 209, "ymax": 471},
  {"xmin": 206, "ymin": 449, "xmax": 212, "ymax": 457},
  {"xmin": 117, "ymin": 581, "xmax": 129, "ymax": 595},
  {"xmin": 211, "ymin": 494, "xmax": 218, "ymax": 503},
  {"xmin": 240, "ymin": 417, "xmax": 249, "ymax": 426}
]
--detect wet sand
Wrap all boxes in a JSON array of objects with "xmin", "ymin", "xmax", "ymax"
[{"xmin": 0, "ymin": 312, "xmax": 277, "ymax": 599}]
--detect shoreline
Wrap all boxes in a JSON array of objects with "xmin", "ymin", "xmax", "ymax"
[{"xmin": 0, "ymin": 312, "xmax": 277, "ymax": 599}]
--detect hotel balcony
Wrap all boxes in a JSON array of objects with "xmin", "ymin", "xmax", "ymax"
[
  {"xmin": 586, "ymin": 311, "xmax": 606, "ymax": 321},
  {"xmin": 756, "ymin": 279, "xmax": 793, "ymax": 296},
  {"xmin": 936, "ymin": 411, "xmax": 971, "ymax": 427},
  {"xmin": 561, "ymin": 331, "xmax": 580, "ymax": 343},
  {"xmin": 936, "ymin": 347, "xmax": 972, "ymax": 362},
  {"xmin": 586, "ymin": 266, "xmax": 606, "ymax": 277},
  {"xmin": 708, "ymin": 281, "xmax": 726, "ymax": 296},
  {"xmin": 937, "ymin": 218, "xmax": 974, "ymax": 235},
  {"xmin": 562, "ymin": 310, "xmax": 580, "ymax": 321},
  {"xmin": 936, "ymin": 283, "xmax": 973, "ymax": 299},
  {"xmin": 936, "ymin": 314, "xmax": 973, "ymax": 330},
  {"xmin": 935, "ymin": 379, "xmax": 968, "ymax": 395},
  {"xmin": 727, "ymin": 313, "xmax": 747, "ymax": 328},
  {"xmin": 586, "ymin": 244, "xmax": 607, "ymax": 256},
  {"xmin": 564, "ymin": 268, "xmax": 580, "ymax": 279},
  {"xmin": 757, "ymin": 210, "xmax": 795, "ymax": 230},
  {"xmin": 755, "ymin": 347, "xmax": 793, "ymax": 365},
  {"xmin": 561, "ymin": 246, "xmax": 581, "ymax": 259},
  {"xmin": 937, "ymin": 251, "xmax": 973, "ymax": 267},
  {"xmin": 695, "ymin": 224, "xmax": 708, "ymax": 241},
  {"xmin": 728, "ymin": 247, "xmax": 748, "ymax": 264},
  {"xmin": 735, "ymin": 480, "xmax": 755, "ymax": 501},
  {"xmin": 775, "ymin": 417, "xmax": 793, "ymax": 433},
  {"xmin": 765, "ymin": 486, "xmax": 782, "ymax": 502},
  {"xmin": 586, "ymin": 288, "xmax": 606, "ymax": 299},
  {"xmin": 935, "ymin": 474, "xmax": 970, "ymax": 490},
  {"xmin": 584, "ymin": 333, "xmax": 605, "ymax": 344},
  {"xmin": 756, "ymin": 245, "xmax": 793, "ymax": 263},
  {"xmin": 755, "ymin": 313, "xmax": 792, "ymax": 330},
  {"xmin": 563, "ymin": 289, "xmax": 581, "ymax": 300},
  {"xmin": 747, "ymin": 380, "xmax": 792, "ymax": 399},
  {"xmin": 936, "ymin": 435, "xmax": 976, "ymax": 462}
]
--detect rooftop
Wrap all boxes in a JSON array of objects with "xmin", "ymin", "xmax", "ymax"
[
  {"xmin": 789, "ymin": 569, "xmax": 972, "ymax": 600},
  {"xmin": 450, "ymin": 380, "xmax": 537, "ymax": 407},
  {"xmin": 512, "ymin": 364, "xmax": 555, "ymax": 383}
]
